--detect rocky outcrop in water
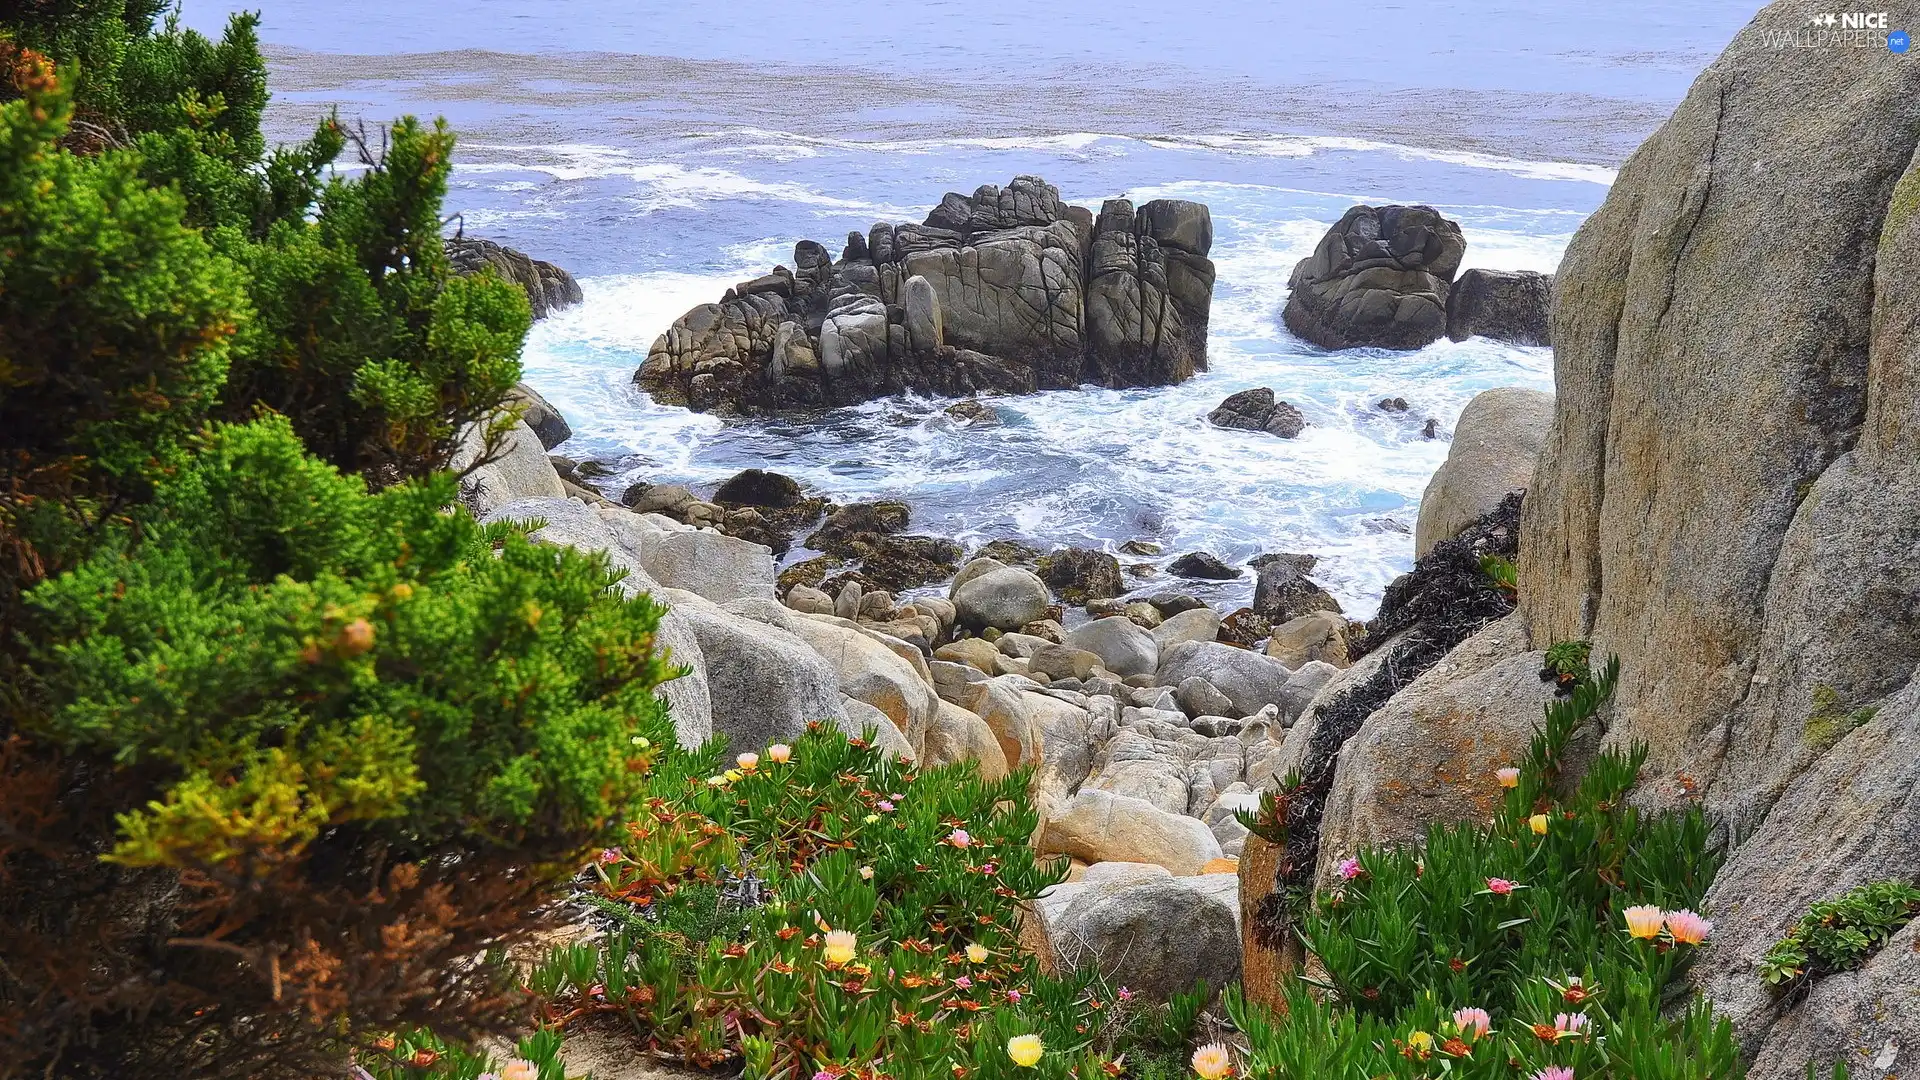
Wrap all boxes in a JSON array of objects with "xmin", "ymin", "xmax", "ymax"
[
  {"xmin": 1283, "ymin": 204, "xmax": 1465, "ymax": 350},
  {"xmin": 1206, "ymin": 387, "xmax": 1307, "ymax": 438},
  {"xmin": 446, "ymin": 236, "xmax": 583, "ymax": 320},
  {"xmin": 1445, "ymin": 268, "xmax": 1553, "ymax": 346},
  {"xmin": 636, "ymin": 176, "xmax": 1216, "ymax": 414}
]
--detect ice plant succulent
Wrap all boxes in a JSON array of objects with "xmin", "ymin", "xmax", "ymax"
[
  {"xmin": 737, "ymin": 752, "xmax": 760, "ymax": 772},
  {"xmin": 1192, "ymin": 1042, "xmax": 1234, "ymax": 1079},
  {"xmin": 1452, "ymin": 1007, "xmax": 1491, "ymax": 1040},
  {"xmin": 1496, "ymin": 767, "xmax": 1521, "ymax": 788},
  {"xmin": 948, "ymin": 828, "xmax": 973, "ymax": 848},
  {"xmin": 768, "ymin": 743, "xmax": 793, "ymax": 764},
  {"xmin": 1485, "ymin": 877, "xmax": 1517, "ymax": 895},
  {"xmin": 1529, "ymin": 813, "xmax": 1550, "ymax": 835},
  {"xmin": 1665, "ymin": 909, "xmax": 1713, "ymax": 945},
  {"xmin": 966, "ymin": 943, "xmax": 990, "ymax": 963},
  {"xmin": 1337, "ymin": 857, "xmax": 1363, "ymax": 880},
  {"xmin": 1553, "ymin": 1013, "xmax": 1590, "ymax": 1037},
  {"xmin": 822, "ymin": 930, "xmax": 858, "ymax": 965},
  {"xmin": 1623, "ymin": 904, "xmax": 1665, "ymax": 939},
  {"xmin": 1532, "ymin": 1068, "xmax": 1575, "ymax": 1080},
  {"xmin": 1007, "ymin": 1034, "xmax": 1044, "ymax": 1067},
  {"xmin": 500, "ymin": 1060, "xmax": 538, "ymax": 1080}
]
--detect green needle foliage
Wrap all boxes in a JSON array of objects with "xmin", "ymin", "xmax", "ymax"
[{"xmin": 0, "ymin": 11, "xmax": 661, "ymax": 1078}]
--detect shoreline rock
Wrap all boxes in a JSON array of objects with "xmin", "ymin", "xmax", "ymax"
[
  {"xmin": 446, "ymin": 235, "xmax": 583, "ymax": 320},
  {"xmin": 1283, "ymin": 204, "xmax": 1464, "ymax": 350}
]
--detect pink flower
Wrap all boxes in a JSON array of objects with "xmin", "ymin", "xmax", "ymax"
[
  {"xmin": 1532, "ymin": 1068, "xmax": 1575, "ymax": 1080},
  {"xmin": 1452, "ymin": 1007, "xmax": 1491, "ymax": 1040},
  {"xmin": 1006, "ymin": 989, "xmax": 1022, "ymax": 1003},
  {"xmin": 1496, "ymin": 767, "xmax": 1521, "ymax": 788},
  {"xmin": 1665, "ymin": 909, "xmax": 1714, "ymax": 945},
  {"xmin": 598, "ymin": 847, "xmax": 621, "ymax": 864},
  {"xmin": 1117, "ymin": 986, "xmax": 1133, "ymax": 1002},
  {"xmin": 948, "ymin": 829, "xmax": 972, "ymax": 848},
  {"xmin": 877, "ymin": 799, "xmax": 895, "ymax": 812},
  {"xmin": 1486, "ymin": 877, "xmax": 1517, "ymax": 895},
  {"xmin": 953, "ymin": 975, "xmax": 973, "ymax": 989},
  {"xmin": 1554, "ymin": 1013, "xmax": 1590, "ymax": 1037},
  {"xmin": 980, "ymin": 862, "xmax": 997, "ymax": 874},
  {"xmin": 814, "ymin": 1072, "xmax": 835, "ymax": 1080},
  {"xmin": 1338, "ymin": 858, "xmax": 1363, "ymax": 880}
]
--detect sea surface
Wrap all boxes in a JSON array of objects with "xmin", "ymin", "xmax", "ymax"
[{"xmin": 182, "ymin": 1, "xmax": 1763, "ymax": 615}]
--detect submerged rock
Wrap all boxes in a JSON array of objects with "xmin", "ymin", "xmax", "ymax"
[
  {"xmin": 636, "ymin": 176, "xmax": 1215, "ymax": 414},
  {"xmin": 1168, "ymin": 551, "xmax": 1240, "ymax": 580},
  {"xmin": 1282, "ymin": 204, "xmax": 1465, "ymax": 350}
]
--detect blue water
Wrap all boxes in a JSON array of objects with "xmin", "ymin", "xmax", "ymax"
[{"xmin": 179, "ymin": 1, "xmax": 1765, "ymax": 615}]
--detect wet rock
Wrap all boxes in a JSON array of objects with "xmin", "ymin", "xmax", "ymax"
[
  {"xmin": 446, "ymin": 235, "xmax": 583, "ymax": 320},
  {"xmin": 1251, "ymin": 558, "xmax": 1342, "ymax": 624},
  {"xmin": 1282, "ymin": 204, "xmax": 1465, "ymax": 350},
  {"xmin": 944, "ymin": 398, "xmax": 1000, "ymax": 425},
  {"xmin": 1445, "ymin": 268, "xmax": 1553, "ymax": 346},
  {"xmin": 974, "ymin": 538, "xmax": 1045, "ymax": 566},
  {"xmin": 1035, "ymin": 547, "xmax": 1125, "ymax": 604},
  {"xmin": 1217, "ymin": 608, "xmax": 1272, "ymax": 648},
  {"xmin": 712, "ymin": 468, "xmax": 805, "ymax": 508},
  {"xmin": 508, "ymin": 382, "xmax": 572, "ymax": 450},
  {"xmin": 1168, "ymin": 551, "xmax": 1240, "ymax": 580},
  {"xmin": 1149, "ymin": 592, "xmax": 1207, "ymax": 616},
  {"xmin": 1206, "ymin": 386, "xmax": 1308, "ymax": 438},
  {"xmin": 1119, "ymin": 539, "xmax": 1163, "ymax": 556}
]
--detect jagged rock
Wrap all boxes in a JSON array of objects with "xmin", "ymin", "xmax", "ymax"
[
  {"xmin": 1206, "ymin": 387, "xmax": 1307, "ymax": 438},
  {"xmin": 1035, "ymin": 547, "xmax": 1124, "ymax": 604},
  {"xmin": 1283, "ymin": 204, "xmax": 1465, "ymax": 350},
  {"xmin": 974, "ymin": 538, "xmax": 1045, "ymax": 566},
  {"xmin": 1251, "ymin": 559, "xmax": 1342, "ymax": 623},
  {"xmin": 1168, "ymin": 551, "xmax": 1240, "ymax": 580},
  {"xmin": 1445, "ymin": 268, "xmax": 1554, "ymax": 346},
  {"xmin": 446, "ymin": 236, "xmax": 583, "ymax": 320},
  {"xmin": 1156, "ymin": 640, "xmax": 1294, "ymax": 718},
  {"xmin": 951, "ymin": 559, "xmax": 1052, "ymax": 632},
  {"xmin": 635, "ymin": 177, "xmax": 1215, "ymax": 414},
  {"xmin": 507, "ymin": 382, "xmax": 572, "ymax": 450},
  {"xmin": 1265, "ymin": 611, "xmax": 1350, "ymax": 669},
  {"xmin": 1065, "ymin": 616, "xmax": 1159, "ymax": 679},
  {"xmin": 1414, "ymin": 387, "xmax": 1553, "ymax": 557},
  {"xmin": 1217, "ymin": 608, "xmax": 1272, "ymax": 648},
  {"xmin": 944, "ymin": 398, "xmax": 999, "ymax": 425}
]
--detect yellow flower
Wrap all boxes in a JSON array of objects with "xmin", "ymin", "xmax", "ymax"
[
  {"xmin": 723, "ymin": 769, "xmax": 743, "ymax": 783},
  {"xmin": 1191, "ymin": 1042, "xmax": 1234, "ymax": 1079},
  {"xmin": 1407, "ymin": 1031, "xmax": 1435, "ymax": 1053},
  {"xmin": 1496, "ymin": 767, "xmax": 1520, "ymax": 788},
  {"xmin": 823, "ymin": 929, "xmax": 858, "ymax": 965},
  {"xmin": 864, "ymin": 813, "xmax": 881, "ymax": 824},
  {"xmin": 1006, "ymin": 1034, "xmax": 1044, "ymax": 1067},
  {"xmin": 705, "ymin": 775, "xmax": 728, "ymax": 787},
  {"xmin": 1623, "ymin": 904, "xmax": 1665, "ymax": 939},
  {"xmin": 1529, "ymin": 813, "xmax": 1549, "ymax": 835},
  {"xmin": 736, "ymin": 752, "xmax": 759, "ymax": 771},
  {"xmin": 768, "ymin": 743, "xmax": 792, "ymax": 764},
  {"xmin": 966, "ymin": 943, "xmax": 990, "ymax": 963},
  {"xmin": 629, "ymin": 735, "xmax": 650, "ymax": 748}
]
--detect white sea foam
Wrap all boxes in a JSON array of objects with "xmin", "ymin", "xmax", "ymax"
[{"xmin": 453, "ymin": 145, "xmax": 910, "ymax": 215}]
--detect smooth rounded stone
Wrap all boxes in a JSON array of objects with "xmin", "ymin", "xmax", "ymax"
[
  {"xmin": 951, "ymin": 561, "xmax": 1052, "ymax": 632},
  {"xmin": 911, "ymin": 597, "xmax": 956, "ymax": 636},
  {"xmin": 1151, "ymin": 606, "xmax": 1222, "ymax": 651},
  {"xmin": 1031, "ymin": 643, "xmax": 1105, "ymax": 681},
  {"xmin": 1168, "ymin": 551, "xmax": 1240, "ymax": 580},
  {"xmin": 1065, "ymin": 616, "xmax": 1160, "ymax": 679},
  {"xmin": 1122, "ymin": 673, "xmax": 1159, "ymax": 689},
  {"xmin": 1250, "ymin": 559, "xmax": 1342, "ymax": 623},
  {"xmin": 1278, "ymin": 661, "xmax": 1341, "ymax": 722},
  {"xmin": 996, "ymin": 632, "xmax": 1054, "ymax": 659},
  {"xmin": 1177, "ymin": 676, "xmax": 1237, "ymax": 720},
  {"xmin": 785, "ymin": 584, "xmax": 834, "ymax": 615},
  {"xmin": 842, "ymin": 696, "xmax": 915, "ymax": 761},
  {"xmin": 1035, "ymin": 547, "xmax": 1125, "ymax": 604},
  {"xmin": 1046, "ymin": 872, "xmax": 1241, "ymax": 1001},
  {"xmin": 660, "ymin": 588, "xmax": 852, "ymax": 752},
  {"xmin": 729, "ymin": 600, "xmax": 941, "ymax": 754},
  {"xmin": 1084, "ymin": 676, "xmax": 1127, "ymax": 699},
  {"xmin": 1445, "ymin": 268, "xmax": 1553, "ymax": 347},
  {"xmin": 621, "ymin": 482, "xmax": 697, "ymax": 514},
  {"xmin": 834, "ymin": 580, "xmax": 863, "ymax": 621},
  {"xmin": 993, "ymin": 654, "xmax": 1031, "ymax": 678},
  {"xmin": 1189, "ymin": 715, "xmax": 1242, "ymax": 739},
  {"xmin": 1020, "ymin": 618, "xmax": 1067, "ymax": 643},
  {"xmin": 1415, "ymin": 386, "xmax": 1554, "ymax": 557},
  {"xmin": 1282, "ymin": 203, "xmax": 1465, "ymax": 350},
  {"xmin": 1085, "ymin": 597, "xmax": 1128, "ymax": 619},
  {"xmin": 1265, "ymin": 610, "xmax": 1351, "ymax": 669},
  {"xmin": 453, "ymin": 417, "xmax": 567, "ymax": 517},
  {"xmin": 922, "ymin": 700, "xmax": 1008, "ymax": 781},
  {"xmin": 1206, "ymin": 386, "xmax": 1308, "ymax": 439},
  {"xmin": 865, "ymin": 616, "xmax": 937, "ymax": 652},
  {"xmin": 1050, "ymin": 676, "xmax": 1085, "ymax": 693},
  {"xmin": 1148, "ymin": 592, "xmax": 1207, "ymax": 615},
  {"xmin": 634, "ymin": 529, "xmax": 778, "ymax": 605},
  {"xmin": 902, "ymin": 273, "xmax": 943, "ymax": 353},
  {"xmin": 1038, "ymin": 789, "xmax": 1224, "ymax": 876},
  {"xmin": 1156, "ymin": 640, "xmax": 1294, "ymax": 718},
  {"xmin": 1123, "ymin": 601, "xmax": 1163, "ymax": 628},
  {"xmin": 858, "ymin": 589, "xmax": 894, "ymax": 620},
  {"xmin": 711, "ymin": 467, "xmax": 805, "ymax": 508},
  {"xmin": 506, "ymin": 382, "xmax": 572, "ymax": 450},
  {"xmin": 934, "ymin": 636, "xmax": 1001, "ymax": 675},
  {"xmin": 929, "ymin": 659, "xmax": 989, "ymax": 704}
]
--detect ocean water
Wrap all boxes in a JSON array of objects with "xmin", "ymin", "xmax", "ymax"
[{"xmin": 181, "ymin": 1, "xmax": 1763, "ymax": 615}]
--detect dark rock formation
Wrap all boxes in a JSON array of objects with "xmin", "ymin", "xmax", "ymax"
[
  {"xmin": 712, "ymin": 468, "xmax": 804, "ymax": 509},
  {"xmin": 445, "ymin": 236, "xmax": 583, "ymax": 320},
  {"xmin": 1168, "ymin": 552, "xmax": 1240, "ymax": 580},
  {"xmin": 1357, "ymin": 493, "xmax": 1520, "ymax": 662},
  {"xmin": 1250, "ymin": 558, "xmax": 1342, "ymax": 624},
  {"xmin": 1035, "ymin": 547, "xmax": 1124, "ymax": 605},
  {"xmin": 1206, "ymin": 387, "xmax": 1307, "ymax": 438},
  {"xmin": 1283, "ymin": 204, "xmax": 1465, "ymax": 350},
  {"xmin": 636, "ymin": 176, "xmax": 1216, "ymax": 414},
  {"xmin": 507, "ymin": 382, "xmax": 571, "ymax": 450},
  {"xmin": 802, "ymin": 501, "xmax": 960, "ymax": 593},
  {"xmin": 1445, "ymin": 268, "xmax": 1553, "ymax": 346}
]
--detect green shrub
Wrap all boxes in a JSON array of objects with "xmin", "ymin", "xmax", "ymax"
[
  {"xmin": 1759, "ymin": 880, "xmax": 1920, "ymax": 988},
  {"xmin": 1227, "ymin": 656, "xmax": 1743, "ymax": 1080}
]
